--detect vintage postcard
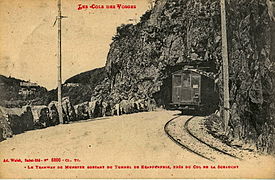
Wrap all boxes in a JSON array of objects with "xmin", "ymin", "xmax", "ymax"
[{"xmin": 0, "ymin": 0, "xmax": 275, "ymax": 179}]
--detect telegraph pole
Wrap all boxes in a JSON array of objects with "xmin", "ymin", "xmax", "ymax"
[
  {"xmin": 57, "ymin": 0, "xmax": 63, "ymax": 124},
  {"xmin": 220, "ymin": 0, "xmax": 230, "ymax": 132}
]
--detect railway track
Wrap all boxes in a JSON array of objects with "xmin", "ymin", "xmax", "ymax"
[{"xmin": 164, "ymin": 116, "xmax": 243, "ymax": 162}]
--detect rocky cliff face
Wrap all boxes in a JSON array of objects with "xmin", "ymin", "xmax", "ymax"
[
  {"xmin": 106, "ymin": 0, "xmax": 220, "ymax": 105},
  {"xmin": 104, "ymin": 0, "xmax": 275, "ymax": 153},
  {"xmin": 225, "ymin": 0, "xmax": 275, "ymax": 153}
]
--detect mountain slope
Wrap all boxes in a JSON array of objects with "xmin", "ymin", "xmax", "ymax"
[
  {"xmin": 104, "ymin": 0, "xmax": 275, "ymax": 153},
  {"xmin": 45, "ymin": 67, "xmax": 108, "ymax": 105},
  {"xmin": 65, "ymin": 67, "xmax": 106, "ymax": 85},
  {"xmin": 0, "ymin": 75, "xmax": 48, "ymax": 107}
]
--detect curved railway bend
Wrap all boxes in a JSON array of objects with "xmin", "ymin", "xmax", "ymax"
[
  {"xmin": 164, "ymin": 116, "xmax": 243, "ymax": 162},
  {"xmin": 0, "ymin": 110, "xmax": 274, "ymax": 179}
]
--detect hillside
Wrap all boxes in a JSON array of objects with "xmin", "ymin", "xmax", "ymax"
[
  {"xmin": 0, "ymin": 67, "xmax": 107, "ymax": 106},
  {"xmin": 102, "ymin": 0, "xmax": 275, "ymax": 153},
  {"xmin": 65, "ymin": 67, "xmax": 106, "ymax": 85},
  {"xmin": 46, "ymin": 67, "xmax": 108, "ymax": 105},
  {"xmin": 0, "ymin": 75, "xmax": 47, "ymax": 107}
]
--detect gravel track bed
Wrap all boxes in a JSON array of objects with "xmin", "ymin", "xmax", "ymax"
[
  {"xmin": 187, "ymin": 117, "xmax": 259, "ymax": 160},
  {"xmin": 166, "ymin": 116, "xmax": 238, "ymax": 162}
]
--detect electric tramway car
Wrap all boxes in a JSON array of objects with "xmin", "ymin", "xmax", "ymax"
[{"xmin": 170, "ymin": 67, "xmax": 218, "ymax": 113}]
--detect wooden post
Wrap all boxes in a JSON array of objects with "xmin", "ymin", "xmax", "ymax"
[
  {"xmin": 220, "ymin": 0, "xmax": 230, "ymax": 132},
  {"xmin": 57, "ymin": 0, "xmax": 63, "ymax": 124}
]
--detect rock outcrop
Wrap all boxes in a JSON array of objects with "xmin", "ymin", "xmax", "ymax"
[
  {"xmin": 103, "ymin": 0, "xmax": 275, "ymax": 154},
  {"xmin": 0, "ymin": 106, "xmax": 34, "ymax": 136}
]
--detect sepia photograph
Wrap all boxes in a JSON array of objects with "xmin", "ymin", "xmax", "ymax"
[{"xmin": 0, "ymin": 0, "xmax": 275, "ymax": 178}]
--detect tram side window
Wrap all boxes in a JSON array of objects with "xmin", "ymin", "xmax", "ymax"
[
  {"xmin": 192, "ymin": 76, "xmax": 200, "ymax": 88},
  {"xmin": 174, "ymin": 75, "xmax": 181, "ymax": 86},
  {"xmin": 182, "ymin": 74, "xmax": 191, "ymax": 87}
]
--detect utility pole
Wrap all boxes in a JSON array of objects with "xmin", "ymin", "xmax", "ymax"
[
  {"xmin": 220, "ymin": 0, "xmax": 230, "ymax": 133},
  {"xmin": 57, "ymin": 0, "xmax": 64, "ymax": 124}
]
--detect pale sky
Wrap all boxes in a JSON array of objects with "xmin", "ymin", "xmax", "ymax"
[{"xmin": 0, "ymin": 0, "xmax": 150, "ymax": 90}]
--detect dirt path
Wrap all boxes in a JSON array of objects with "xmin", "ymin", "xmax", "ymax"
[{"xmin": 0, "ymin": 110, "xmax": 274, "ymax": 178}]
